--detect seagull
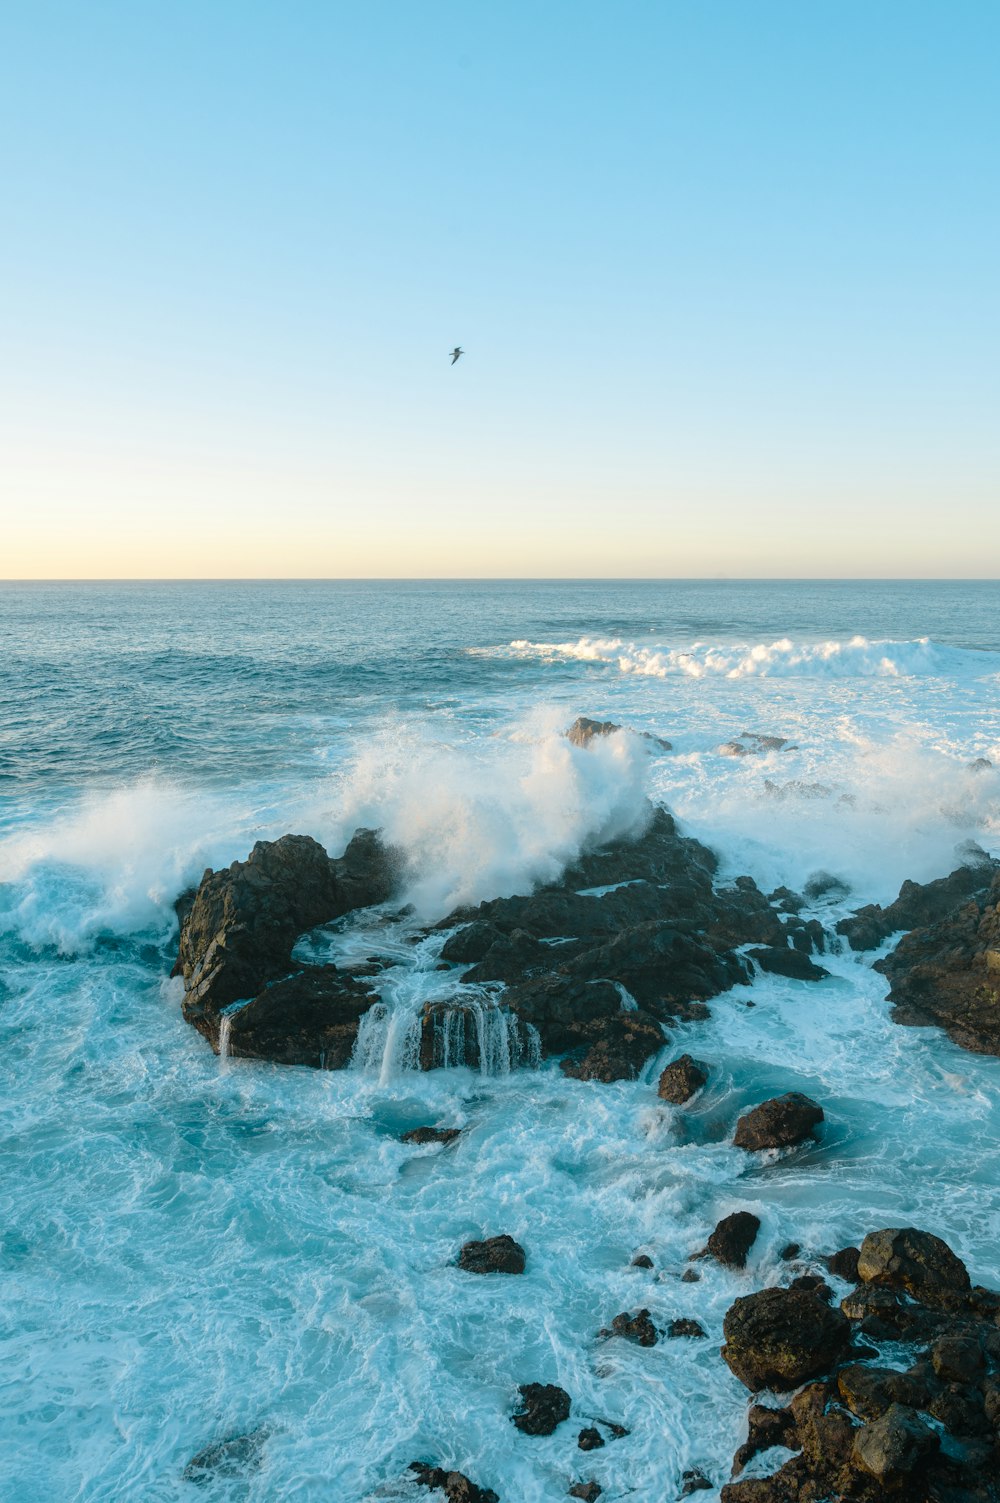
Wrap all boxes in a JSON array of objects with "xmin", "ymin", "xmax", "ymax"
[{"xmin": 449, "ymin": 346, "xmax": 464, "ymax": 364}]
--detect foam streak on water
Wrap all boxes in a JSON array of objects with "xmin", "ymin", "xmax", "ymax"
[{"xmin": 1, "ymin": 580, "xmax": 999, "ymax": 1502}]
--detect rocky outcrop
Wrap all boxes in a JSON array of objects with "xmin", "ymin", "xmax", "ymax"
[
  {"xmin": 603, "ymin": 1308, "xmax": 658, "ymax": 1346},
  {"xmin": 511, "ymin": 1383, "xmax": 571, "ymax": 1436},
  {"xmin": 875, "ymin": 871, "xmax": 1000, "ymax": 1055},
  {"xmin": 719, "ymin": 732, "xmax": 797, "ymax": 757},
  {"xmin": 733, "ymin": 1094, "xmax": 823, "ymax": 1151},
  {"xmin": 836, "ymin": 852, "xmax": 998, "ymax": 951},
  {"xmin": 458, "ymin": 1235, "xmax": 526, "ymax": 1275},
  {"xmin": 747, "ymin": 946, "xmax": 828, "ymax": 981},
  {"xmin": 409, "ymin": 1462, "xmax": 499, "ymax": 1503},
  {"xmin": 657, "ymin": 1053, "xmax": 709, "ymax": 1103},
  {"xmin": 705, "ymin": 1212, "xmax": 761, "ymax": 1270},
  {"xmin": 720, "ymin": 1228, "xmax": 1000, "ymax": 1503},
  {"xmin": 401, "ymin": 1125, "xmax": 461, "ymax": 1145},
  {"xmin": 175, "ymin": 830, "xmax": 399, "ymax": 1061},
  {"xmin": 559, "ymin": 1012, "xmax": 667, "ymax": 1082},
  {"xmin": 567, "ymin": 715, "xmax": 671, "ymax": 751}
]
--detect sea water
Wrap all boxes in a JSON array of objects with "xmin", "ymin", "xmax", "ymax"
[{"xmin": 1, "ymin": 579, "xmax": 999, "ymax": 1502}]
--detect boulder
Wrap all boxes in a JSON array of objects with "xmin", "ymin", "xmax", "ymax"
[
  {"xmin": 458, "ymin": 1235, "xmax": 526, "ymax": 1275},
  {"xmin": 657, "ymin": 1053, "xmax": 709, "ymax": 1103},
  {"xmin": 837, "ymin": 855, "xmax": 998, "ymax": 951},
  {"xmin": 857, "ymin": 1227, "xmax": 971, "ymax": 1308},
  {"xmin": 577, "ymin": 1427, "xmax": 604, "ymax": 1451},
  {"xmin": 747, "ymin": 946, "xmax": 829, "ymax": 982},
  {"xmin": 559, "ymin": 1012, "xmax": 666, "ymax": 1082},
  {"xmin": 732, "ymin": 1404, "xmax": 797, "ymax": 1471},
  {"xmin": 705, "ymin": 1211, "xmax": 761, "ymax": 1269},
  {"xmin": 825, "ymin": 1245, "xmax": 860, "ymax": 1282},
  {"xmin": 221, "ymin": 965, "xmax": 377, "ymax": 1067},
  {"xmin": 409, "ymin": 1463, "xmax": 499, "ymax": 1503},
  {"xmin": 401, "ymin": 1126, "xmax": 461, "ymax": 1145},
  {"xmin": 680, "ymin": 1473, "xmax": 713, "ymax": 1495},
  {"xmin": 567, "ymin": 715, "xmax": 623, "ymax": 747},
  {"xmin": 511, "ymin": 1382, "xmax": 571, "ymax": 1436},
  {"xmin": 568, "ymin": 1484, "xmax": 602, "ymax": 1502},
  {"xmin": 836, "ymin": 1363, "xmax": 931, "ymax": 1421},
  {"xmin": 668, "ymin": 1318, "xmax": 706, "ymax": 1338},
  {"xmin": 605, "ymin": 1308, "xmax": 658, "ymax": 1346},
  {"xmin": 733, "ymin": 1093, "xmax": 824, "ymax": 1151},
  {"xmin": 851, "ymin": 1403, "xmax": 939, "ymax": 1483},
  {"xmin": 721, "ymin": 1287, "xmax": 850, "ymax": 1390}
]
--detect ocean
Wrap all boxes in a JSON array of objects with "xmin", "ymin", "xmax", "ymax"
[{"xmin": 2, "ymin": 578, "xmax": 999, "ymax": 1501}]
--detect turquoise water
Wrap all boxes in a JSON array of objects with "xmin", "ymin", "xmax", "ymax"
[{"xmin": 2, "ymin": 580, "xmax": 999, "ymax": 1500}]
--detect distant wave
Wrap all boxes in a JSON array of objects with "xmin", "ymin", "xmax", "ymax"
[{"xmin": 494, "ymin": 635, "xmax": 1000, "ymax": 680}]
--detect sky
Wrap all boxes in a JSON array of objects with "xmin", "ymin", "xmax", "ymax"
[{"xmin": 1, "ymin": 1, "xmax": 998, "ymax": 579}]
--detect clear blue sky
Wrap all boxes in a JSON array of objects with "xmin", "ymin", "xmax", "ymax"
[{"xmin": 2, "ymin": 1, "xmax": 998, "ymax": 577}]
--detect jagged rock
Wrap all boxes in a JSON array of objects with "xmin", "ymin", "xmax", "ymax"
[
  {"xmin": 788, "ymin": 1275, "xmax": 831, "ymax": 1302},
  {"xmin": 680, "ymin": 1472, "xmax": 713, "ymax": 1495},
  {"xmin": 825, "ymin": 1245, "xmax": 860, "ymax": 1282},
  {"xmin": 721, "ymin": 1287, "xmax": 850, "ymax": 1390},
  {"xmin": 875, "ymin": 871, "xmax": 1000, "ymax": 1055},
  {"xmin": 409, "ymin": 1462, "xmax": 499, "ymax": 1503},
  {"xmin": 183, "ymin": 1428, "xmax": 270, "ymax": 1482},
  {"xmin": 567, "ymin": 715, "xmax": 623, "ymax": 747},
  {"xmin": 668, "ymin": 1318, "xmax": 706, "ymax": 1338},
  {"xmin": 631, "ymin": 1253, "xmax": 654, "ymax": 1269},
  {"xmin": 220, "ymin": 965, "xmax": 377, "ymax": 1067},
  {"xmin": 851, "ymin": 1403, "xmax": 939, "ymax": 1482},
  {"xmin": 568, "ymin": 1484, "xmax": 602, "ymax": 1502},
  {"xmin": 779, "ymin": 1242, "xmax": 800, "ymax": 1262},
  {"xmin": 577, "ymin": 1427, "xmax": 604, "ymax": 1451},
  {"xmin": 719, "ymin": 732, "xmax": 796, "ymax": 757},
  {"xmin": 511, "ymin": 1382, "xmax": 571, "ymax": 1436},
  {"xmin": 857, "ymin": 1227, "xmax": 971, "ymax": 1308},
  {"xmin": 733, "ymin": 1094, "xmax": 824, "ymax": 1151},
  {"xmin": 931, "ymin": 1334, "xmax": 985, "ymax": 1384},
  {"xmin": 604, "ymin": 1308, "xmax": 658, "ymax": 1346},
  {"xmin": 837, "ymin": 854, "xmax": 998, "ymax": 951},
  {"xmin": 458, "ymin": 1235, "xmax": 526, "ymax": 1275},
  {"xmin": 732, "ymin": 1404, "xmax": 797, "ymax": 1472},
  {"xmin": 657, "ymin": 1053, "xmax": 709, "ymax": 1103},
  {"xmin": 747, "ymin": 946, "xmax": 829, "ymax": 981},
  {"xmin": 705, "ymin": 1211, "xmax": 761, "ymax": 1269},
  {"xmin": 559, "ymin": 1011, "xmax": 667, "ymax": 1082},
  {"xmin": 836, "ymin": 1363, "xmax": 931, "ymax": 1420},
  {"xmin": 401, "ymin": 1126, "xmax": 461, "ymax": 1145}
]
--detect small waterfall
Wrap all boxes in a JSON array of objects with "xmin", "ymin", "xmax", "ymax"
[
  {"xmin": 351, "ymin": 993, "xmax": 540, "ymax": 1080},
  {"xmin": 614, "ymin": 982, "xmax": 638, "ymax": 1012},
  {"xmin": 218, "ymin": 1012, "xmax": 233, "ymax": 1066}
]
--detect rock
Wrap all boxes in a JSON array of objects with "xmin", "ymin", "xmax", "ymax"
[
  {"xmin": 803, "ymin": 871, "xmax": 851, "ymax": 902},
  {"xmin": 719, "ymin": 732, "xmax": 796, "ymax": 757},
  {"xmin": 779, "ymin": 1242, "xmax": 800, "ymax": 1262},
  {"xmin": 851, "ymin": 1403, "xmax": 939, "ymax": 1483},
  {"xmin": 401, "ymin": 1126, "xmax": 461, "ymax": 1145},
  {"xmin": 657, "ymin": 1053, "xmax": 709, "ymax": 1103},
  {"xmin": 874, "ymin": 871, "xmax": 1000, "ymax": 1055},
  {"xmin": 409, "ymin": 1462, "xmax": 499, "ymax": 1503},
  {"xmin": 176, "ymin": 830, "xmax": 398, "ymax": 1053},
  {"xmin": 568, "ymin": 1484, "xmax": 602, "ymax": 1502},
  {"xmin": 680, "ymin": 1472, "xmax": 713, "ymax": 1495},
  {"xmin": 837, "ymin": 855, "xmax": 998, "ymax": 951},
  {"xmin": 825, "ymin": 1245, "xmax": 860, "ymax": 1282},
  {"xmin": 418, "ymin": 1000, "xmax": 535, "ymax": 1071},
  {"xmin": 577, "ymin": 1427, "xmax": 604, "ymax": 1450},
  {"xmin": 567, "ymin": 715, "xmax": 623, "ymax": 747},
  {"xmin": 221, "ymin": 965, "xmax": 377, "ymax": 1067},
  {"xmin": 631, "ymin": 1253, "xmax": 654, "ymax": 1269},
  {"xmin": 721, "ymin": 1287, "xmax": 850, "ymax": 1390},
  {"xmin": 183, "ymin": 1428, "xmax": 269, "ymax": 1482},
  {"xmin": 732, "ymin": 1404, "xmax": 797, "ymax": 1471},
  {"xmin": 668, "ymin": 1318, "xmax": 706, "ymax": 1338},
  {"xmin": 931, "ymin": 1334, "xmax": 985, "ymax": 1384},
  {"xmin": 560, "ymin": 1011, "xmax": 667, "ymax": 1082},
  {"xmin": 706, "ymin": 1211, "xmax": 761, "ymax": 1269},
  {"xmin": 857, "ymin": 1226, "xmax": 971, "ymax": 1308},
  {"xmin": 835, "ymin": 1363, "xmax": 930, "ymax": 1421},
  {"xmin": 511, "ymin": 1382, "xmax": 571, "ymax": 1436},
  {"xmin": 747, "ymin": 946, "xmax": 829, "ymax": 981},
  {"xmin": 733, "ymin": 1093, "xmax": 824, "ymax": 1151},
  {"xmin": 458, "ymin": 1235, "xmax": 526, "ymax": 1275},
  {"xmin": 605, "ymin": 1308, "xmax": 658, "ymax": 1346},
  {"xmin": 681, "ymin": 1268, "xmax": 700, "ymax": 1282},
  {"xmin": 788, "ymin": 1275, "xmax": 831, "ymax": 1302}
]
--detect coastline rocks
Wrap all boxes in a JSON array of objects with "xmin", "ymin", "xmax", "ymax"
[
  {"xmin": 719, "ymin": 732, "xmax": 797, "ymax": 757},
  {"xmin": 577, "ymin": 1427, "xmax": 604, "ymax": 1451},
  {"xmin": 856, "ymin": 1226, "xmax": 971, "ymax": 1308},
  {"xmin": 706, "ymin": 1211, "xmax": 761, "ymax": 1270},
  {"xmin": 511, "ymin": 1383, "xmax": 571, "ymax": 1436},
  {"xmin": 221, "ymin": 965, "xmax": 378, "ymax": 1067},
  {"xmin": 657, "ymin": 1053, "xmax": 709, "ymax": 1103},
  {"xmin": 851, "ymin": 1402, "xmax": 939, "ymax": 1483},
  {"xmin": 836, "ymin": 853, "xmax": 998, "ymax": 951},
  {"xmin": 669, "ymin": 1318, "xmax": 706, "ymax": 1338},
  {"xmin": 409, "ymin": 1463, "xmax": 499, "ymax": 1503},
  {"xmin": 568, "ymin": 1483, "xmax": 602, "ymax": 1502},
  {"xmin": 733, "ymin": 1093, "xmax": 824, "ymax": 1151},
  {"xmin": 567, "ymin": 714, "xmax": 671, "ymax": 751},
  {"xmin": 559, "ymin": 1011, "xmax": 667, "ymax": 1082},
  {"xmin": 604, "ymin": 1308, "xmax": 658, "ymax": 1346},
  {"xmin": 721, "ymin": 1287, "xmax": 850, "ymax": 1390},
  {"xmin": 458, "ymin": 1235, "xmax": 526, "ymax": 1275},
  {"xmin": 747, "ymin": 946, "xmax": 828, "ymax": 981},
  {"xmin": 825, "ymin": 1245, "xmax": 860, "ymax": 1282},
  {"xmin": 401, "ymin": 1125, "xmax": 461, "ymax": 1145}
]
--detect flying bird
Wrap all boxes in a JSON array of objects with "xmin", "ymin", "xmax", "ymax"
[{"xmin": 449, "ymin": 347, "xmax": 464, "ymax": 364}]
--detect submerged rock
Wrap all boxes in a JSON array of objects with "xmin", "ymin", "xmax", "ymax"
[
  {"xmin": 657, "ymin": 1053, "xmax": 709, "ymax": 1103},
  {"xmin": 567, "ymin": 1484, "xmax": 602, "ymax": 1502},
  {"xmin": 183, "ymin": 1428, "xmax": 269, "ymax": 1483},
  {"xmin": 409, "ymin": 1462, "xmax": 499, "ymax": 1503},
  {"xmin": 733, "ymin": 1093, "xmax": 824, "ymax": 1151},
  {"xmin": 401, "ymin": 1125, "xmax": 461, "ymax": 1145},
  {"xmin": 577, "ymin": 1427, "xmax": 604, "ymax": 1451},
  {"xmin": 511, "ymin": 1382, "xmax": 571, "ymax": 1436},
  {"xmin": 604, "ymin": 1307, "xmax": 658, "ymax": 1345},
  {"xmin": 458, "ymin": 1235, "xmax": 526, "ymax": 1275}
]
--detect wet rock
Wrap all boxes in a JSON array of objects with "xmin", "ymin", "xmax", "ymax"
[
  {"xmin": 567, "ymin": 715, "xmax": 623, "ymax": 747},
  {"xmin": 605, "ymin": 1308, "xmax": 658, "ymax": 1346},
  {"xmin": 401, "ymin": 1125, "xmax": 461, "ymax": 1145},
  {"xmin": 787, "ymin": 1275, "xmax": 831, "ymax": 1302},
  {"xmin": 657, "ymin": 1053, "xmax": 709, "ymax": 1103},
  {"xmin": 631, "ymin": 1253, "xmax": 654, "ymax": 1269},
  {"xmin": 183, "ymin": 1428, "xmax": 269, "ymax": 1482},
  {"xmin": 418, "ymin": 1000, "xmax": 534, "ymax": 1072},
  {"xmin": 706, "ymin": 1211, "xmax": 761, "ymax": 1269},
  {"xmin": 733, "ymin": 1093, "xmax": 824, "ymax": 1151},
  {"xmin": 440, "ymin": 920, "xmax": 506, "ymax": 965},
  {"xmin": 458, "ymin": 1235, "xmax": 526, "ymax": 1275},
  {"xmin": 680, "ymin": 1472, "xmax": 713, "ymax": 1495},
  {"xmin": 732, "ymin": 1404, "xmax": 797, "ymax": 1471},
  {"xmin": 721, "ymin": 1287, "xmax": 850, "ymax": 1390},
  {"xmin": 851, "ymin": 1403, "xmax": 939, "ymax": 1483},
  {"xmin": 835, "ymin": 1363, "xmax": 930, "ymax": 1420},
  {"xmin": 568, "ymin": 1484, "xmax": 602, "ymax": 1502},
  {"xmin": 681, "ymin": 1268, "xmax": 701, "ymax": 1283},
  {"xmin": 747, "ymin": 946, "xmax": 829, "ymax": 981},
  {"xmin": 577, "ymin": 1427, "xmax": 604, "ymax": 1451},
  {"xmin": 668, "ymin": 1318, "xmax": 706, "ymax": 1338},
  {"xmin": 223, "ymin": 965, "xmax": 378, "ymax": 1068},
  {"xmin": 511, "ymin": 1382, "xmax": 571, "ymax": 1436},
  {"xmin": 779, "ymin": 1243, "xmax": 800, "ymax": 1262},
  {"xmin": 825, "ymin": 1245, "xmax": 860, "ymax": 1282},
  {"xmin": 857, "ymin": 1226, "xmax": 971, "ymax": 1308},
  {"xmin": 931, "ymin": 1334, "xmax": 985, "ymax": 1384},
  {"xmin": 837, "ymin": 854, "xmax": 998, "ymax": 951},
  {"xmin": 803, "ymin": 871, "xmax": 851, "ymax": 902},
  {"xmin": 560, "ymin": 1011, "xmax": 667, "ymax": 1082},
  {"xmin": 719, "ymin": 732, "xmax": 796, "ymax": 756},
  {"xmin": 409, "ymin": 1462, "xmax": 499, "ymax": 1503}
]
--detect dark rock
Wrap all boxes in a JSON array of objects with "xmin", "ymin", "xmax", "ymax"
[
  {"xmin": 511, "ymin": 1382, "xmax": 571, "ymax": 1436},
  {"xmin": 220, "ymin": 965, "xmax": 378, "ymax": 1068},
  {"xmin": 567, "ymin": 715, "xmax": 623, "ymax": 747},
  {"xmin": 183, "ymin": 1428, "xmax": 269, "ymax": 1483},
  {"xmin": 747, "ymin": 946, "xmax": 829, "ymax": 981},
  {"xmin": 668, "ymin": 1318, "xmax": 706, "ymax": 1338},
  {"xmin": 680, "ymin": 1472, "xmax": 713, "ymax": 1495},
  {"xmin": 837, "ymin": 855, "xmax": 998, "ymax": 951},
  {"xmin": 732, "ymin": 1404, "xmax": 797, "ymax": 1472},
  {"xmin": 931, "ymin": 1334, "xmax": 985, "ymax": 1384},
  {"xmin": 401, "ymin": 1126, "xmax": 461, "ymax": 1145},
  {"xmin": 440, "ymin": 920, "xmax": 505, "ymax": 965},
  {"xmin": 577, "ymin": 1427, "xmax": 604, "ymax": 1451},
  {"xmin": 719, "ymin": 732, "xmax": 796, "ymax": 756},
  {"xmin": 458, "ymin": 1235, "xmax": 526, "ymax": 1275},
  {"xmin": 418, "ymin": 1000, "xmax": 535, "ymax": 1071},
  {"xmin": 721, "ymin": 1287, "xmax": 850, "ymax": 1390},
  {"xmin": 409, "ymin": 1462, "xmax": 499, "ymax": 1503},
  {"xmin": 787, "ymin": 1275, "xmax": 831, "ymax": 1302},
  {"xmin": 631, "ymin": 1254, "xmax": 654, "ymax": 1269},
  {"xmin": 851, "ymin": 1402, "xmax": 939, "ymax": 1483},
  {"xmin": 825, "ymin": 1245, "xmax": 860, "ymax": 1282},
  {"xmin": 605, "ymin": 1308, "xmax": 658, "ymax": 1346},
  {"xmin": 779, "ymin": 1242, "xmax": 800, "ymax": 1262},
  {"xmin": 681, "ymin": 1268, "xmax": 701, "ymax": 1282},
  {"xmin": 657, "ymin": 1053, "xmax": 709, "ymax": 1103},
  {"xmin": 559, "ymin": 1011, "xmax": 667, "ymax": 1082},
  {"xmin": 803, "ymin": 871, "xmax": 851, "ymax": 902},
  {"xmin": 733, "ymin": 1093, "xmax": 824, "ymax": 1151},
  {"xmin": 768, "ymin": 886, "xmax": 804, "ymax": 913},
  {"xmin": 857, "ymin": 1226, "xmax": 971, "ymax": 1308},
  {"xmin": 568, "ymin": 1484, "xmax": 602, "ymax": 1502},
  {"xmin": 706, "ymin": 1211, "xmax": 761, "ymax": 1269},
  {"xmin": 836, "ymin": 1363, "xmax": 931, "ymax": 1421}
]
